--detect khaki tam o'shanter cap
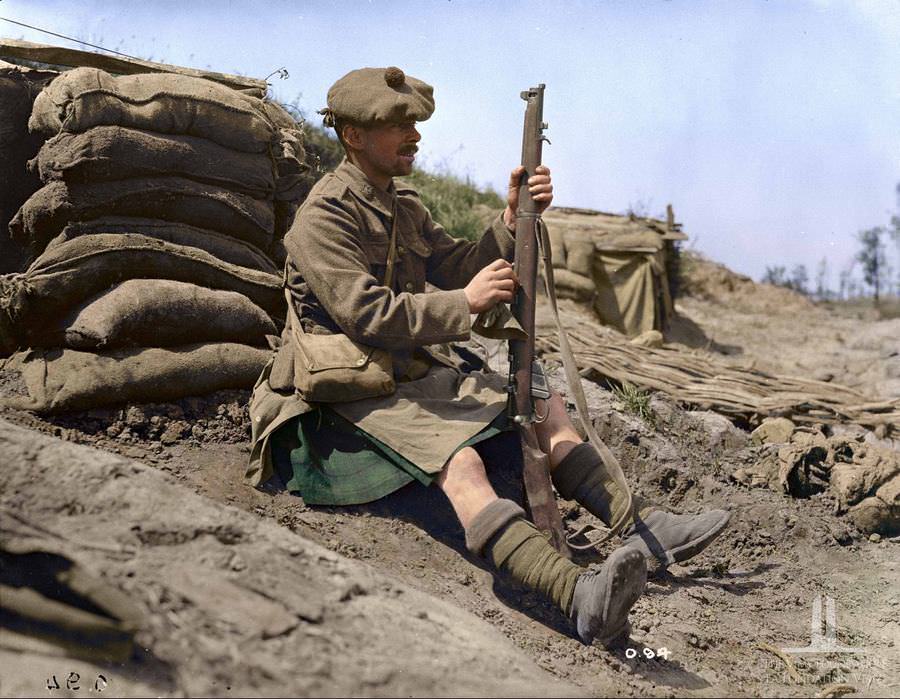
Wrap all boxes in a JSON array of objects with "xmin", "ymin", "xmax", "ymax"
[{"xmin": 319, "ymin": 66, "xmax": 434, "ymax": 127}]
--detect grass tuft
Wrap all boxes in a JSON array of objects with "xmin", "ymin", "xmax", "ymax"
[{"xmin": 611, "ymin": 381, "xmax": 657, "ymax": 428}]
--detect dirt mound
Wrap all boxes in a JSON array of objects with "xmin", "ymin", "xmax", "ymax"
[
  {"xmin": 0, "ymin": 418, "xmax": 581, "ymax": 697},
  {"xmin": 0, "ymin": 388, "xmax": 253, "ymax": 452},
  {"xmin": 679, "ymin": 251, "xmax": 813, "ymax": 313},
  {"xmin": 669, "ymin": 253, "xmax": 900, "ymax": 400},
  {"xmin": 2, "ymin": 250, "xmax": 898, "ymax": 696},
  {"xmin": 2, "ymin": 359, "xmax": 897, "ymax": 695}
]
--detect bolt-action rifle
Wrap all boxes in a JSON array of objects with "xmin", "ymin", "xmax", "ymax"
[
  {"xmin": 508, "ymin": 84, "xmax": 570, "ymax": 556},
  {"xmin": 507, "ymin": 85, "xmax": 634, "ymax": 556}
]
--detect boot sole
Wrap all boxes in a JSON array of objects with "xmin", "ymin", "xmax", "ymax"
[{"xmin": 582, "ymin": 548, "xmax": 647, "ymax": 647}]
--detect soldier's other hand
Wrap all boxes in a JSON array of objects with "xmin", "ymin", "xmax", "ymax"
[
  {"xmin": 503, "ymin": 165, "xmax": 553, "ymax": 230},
  {"xmin": 464, "ymin": 259, "xmax": 518, "ymax": 313}
]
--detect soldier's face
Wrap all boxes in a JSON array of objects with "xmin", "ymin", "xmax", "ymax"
[{"xmin": 353, "ymin": 120, "xmax": 421, "ymax": 183}]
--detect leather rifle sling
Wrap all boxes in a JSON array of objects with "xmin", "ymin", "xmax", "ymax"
[{"xmin": 536, "ymin": 219, "xmax": 634, "ymax": 548}]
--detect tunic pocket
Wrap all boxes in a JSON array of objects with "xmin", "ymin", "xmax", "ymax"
[{"xmin": 362, "ymin": 240, "xmax": 390, "ymax": 285}]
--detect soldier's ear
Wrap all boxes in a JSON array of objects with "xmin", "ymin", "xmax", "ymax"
[{"xmin": 342, "ymin": 123, "xmax": 366, "ymax": 151}]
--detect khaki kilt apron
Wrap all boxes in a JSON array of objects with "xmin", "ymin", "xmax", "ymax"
[{"xmin": 266, "ymin": 366, "xmax": 510, "ymax": 505}]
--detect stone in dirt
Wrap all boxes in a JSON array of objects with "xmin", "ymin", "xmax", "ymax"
[{"xmin": 750, "ymin": 417, "xmax": 796, "ymax": 445}]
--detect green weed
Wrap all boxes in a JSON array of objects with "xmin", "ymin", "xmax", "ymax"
[{"xmin": 611, "ymin": 381, "xmax": 657, "ymax": 428}]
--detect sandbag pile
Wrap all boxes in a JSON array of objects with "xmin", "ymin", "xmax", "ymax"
[
  {"xmin": 0, "ymin": 61, "xmax": 57, "ymax": 274},
  {"xmin": 0, "ymin": 67, "xmax": 309, "ymax": 413},
  {"xmin": 731, "ymin": 418, "xmax": 900, "ymax": 536}
]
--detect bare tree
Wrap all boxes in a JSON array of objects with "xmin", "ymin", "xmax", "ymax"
[
  {"xmin": 815, "ymin": 257, "xmax": 829, "ymax": 300},
  {"xmin": 762, "ymin": 266, "xmax": 787, "ymax": 287},
  {"xmin": 856, "ymin": 226, "xmax": 888, "ymax": 303},
  {"xmin": 790, "ymin": 264, "xmax": 809, "ymax": 295}
]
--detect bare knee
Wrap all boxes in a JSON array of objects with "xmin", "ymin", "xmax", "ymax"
[
  {"xmin": 437, "ymin": 447, "xmax": 488, "ymax": 495},
  {"xmin": 535, "ymin": 392, "xmax": 582, "ymax": 460},
  {"xmin": 437, "ymin": 447, "xmax": 498, "ymax": 529}
]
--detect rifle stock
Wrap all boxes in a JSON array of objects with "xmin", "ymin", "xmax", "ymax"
[{"xmin": 508, "ymin": 85, "xmax": 570, "ymax": 557}]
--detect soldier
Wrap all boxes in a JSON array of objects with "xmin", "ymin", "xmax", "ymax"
[{"xmin": 246, "ymin": 66, "xmax": 730, "ymax": 647}]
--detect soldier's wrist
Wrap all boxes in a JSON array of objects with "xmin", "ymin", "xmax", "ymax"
[{"xmin": 502, "ymin": 207, "xmax": 516, "ymax": 233}]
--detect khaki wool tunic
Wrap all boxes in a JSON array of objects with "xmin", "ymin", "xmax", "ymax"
[{"xmin": 245, "ymin": 159, "xmax": 517, "ymax": 495}]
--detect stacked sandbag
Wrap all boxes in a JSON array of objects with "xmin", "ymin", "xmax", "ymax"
[
  {"xmin": 543, "ymin": 226, "xmax": 596, "ymax": 302},
  {"xmin": 0, "ymin": 67, "xmax": 309, "ymax": 413},
  {"xmin": 732, "ymin": 422, "xmax": 900, "ymax": 536},
  {"xmin": 0, "ymin": 61, "xmax": 58, "ymax": 273}
]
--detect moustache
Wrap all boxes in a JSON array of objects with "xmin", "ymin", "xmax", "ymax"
[{"xmin": 398, "ymin": 146, "xmax": 419, "ymax": 156}]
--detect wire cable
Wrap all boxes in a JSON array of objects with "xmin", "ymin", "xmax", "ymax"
[{"xmin": 0, "ymin": 16, "xmax": 143, "ymax": 61}]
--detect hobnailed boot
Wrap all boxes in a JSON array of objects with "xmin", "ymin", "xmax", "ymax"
[
  {"xmin": 552, "ymin": 442, "xmax": 731, "ymax": 568},
  {"xmin": 465, "ymin": 498, "xmax": 647, "ymax": 646}
]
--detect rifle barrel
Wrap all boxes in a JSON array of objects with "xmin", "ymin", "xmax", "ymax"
[{"xmin": 510, "ymin": 84, "xmax": 547, "ymax": 423}]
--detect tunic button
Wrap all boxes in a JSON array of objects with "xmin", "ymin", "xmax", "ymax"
[
  {"xmin": 397, "ymin": 245, "xmax": 406, "ymax": 255},
  {"xmin": 356, "ymin": 358, "xmax": 366, "ymax": 366},
  {"xmin": 405, "ymin": 282, "xmax": 414, "ymax": 291}
]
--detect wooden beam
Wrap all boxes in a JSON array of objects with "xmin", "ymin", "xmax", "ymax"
[{"xmin": 0, "ymin": 38, "xmax": 267, "ymax": 94}]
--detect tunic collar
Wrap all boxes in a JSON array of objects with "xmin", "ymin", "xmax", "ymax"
[{"xmin": 334, "ymin": 158, "xmax": 396, "ymax": 218}]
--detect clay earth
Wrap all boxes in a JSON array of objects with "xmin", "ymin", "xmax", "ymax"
[{"xmin": 1, "ymin": 252, "xmax": 898, "ymax": 697}]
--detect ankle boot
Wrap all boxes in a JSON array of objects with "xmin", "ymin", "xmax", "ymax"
[
  {"xmin": 465, "ymin": 499, "xmax": 646, "ymax": 646},
  {"xmin": 552, "ymin": 443, "xmax": 730, "ymax": 567}
]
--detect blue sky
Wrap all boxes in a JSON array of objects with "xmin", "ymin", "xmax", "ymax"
[{"xmin": 3, "ymin": 0, "xmax": 899, "ymax": 287}]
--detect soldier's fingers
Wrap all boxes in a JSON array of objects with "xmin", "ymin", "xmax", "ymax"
[
  {"xmin": 485, "ymin": 258, "xmax": 511, "ymax": 271},
  {"xmin": 508, "ymin": 166, "xmax": 525, "ymax": 187},
  {"xmin": 534, "ymin": 165, "xmax": 551, "ymax": 176},
  {"xmin": 495, "ymin": 279, "xmax": 516, "ymax": 291}
]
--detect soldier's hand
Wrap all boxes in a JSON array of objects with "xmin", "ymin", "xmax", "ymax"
[
  {"xmin": 503, "ymin": 165, "xmax": 553, "ymax": 230},
  {"xmin": 464, "ymin": 259, "xmax": 518, "ymax": 313}
]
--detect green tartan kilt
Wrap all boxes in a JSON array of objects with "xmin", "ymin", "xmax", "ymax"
[{"xmin": 270, "ymin": 405, "xmax": 515, "ymax": 506}]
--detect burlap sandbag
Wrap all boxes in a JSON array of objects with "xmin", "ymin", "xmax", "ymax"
[
  {"xmin": 262, "ymin": 101, "xmax": 308, "ymax": 202},
  {"xmin": 32, "ymin": 126, "xmax": 277, "ymax": 197},
  {"xmin": 51, "ymin": 217, "xmax": 277, "ymax": 273},
  {"xmin": 29, "ymin": 67, "xmax": 276, "ymax": 153},
  {"xmin": 274, "ymin": 199, "xmax": 301, "ymax": 241},
  {"xmin": 849, "ymin": 474, "xmax": 900, "ymax": 535},
  {"xmin": 10, "ymin": 177, "xmax": 274, "ymax": 254},
  {"xmin": 551, "ymin": 268, "xmax": 595, "ymax": 301},
  {"xmin": 0, "ymin": 343, "xmax": 271, "ymax": 413},
  {"xmin": 0, "ymin": 233, "xmax": 282, "ymax": 355},
  {"xmin": 546, "ymin": 225, "xmax": 567, "ymax": 270},
  {"xmin": 43, "ymin": 279, "xmax": 276, "ymax": 350},
  {"xmin": 565, "ymin": 239, "xmax": 595, "ymax": 277},
  {"xmin": 1, "ymin": 65, "xmax": 56, "ymax": 274}
]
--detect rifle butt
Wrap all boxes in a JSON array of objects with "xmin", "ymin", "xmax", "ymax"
[{"xmin": 519, "ymin": 425, "xmax": 570, "ymax": 558}]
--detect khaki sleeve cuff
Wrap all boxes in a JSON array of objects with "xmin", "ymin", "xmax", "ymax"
[
  {"xmin": 490, "ymin": 212, "xmax": 516, "ymax": 259},
  {"xmin": 445, "ymin": 288, "xmax": 472, "ymax": 338}
]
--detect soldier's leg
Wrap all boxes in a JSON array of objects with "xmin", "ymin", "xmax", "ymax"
[
  {"xmin": 534, "ymin": 392, "xmax": 730, "ymax": 569},
  {"xmin": 437, "ymin": 447, "xmax": 645, "ymax": 646},
  {"xmin": 435, "ymin": 446, "xmax": 500, "ymax": 529}
]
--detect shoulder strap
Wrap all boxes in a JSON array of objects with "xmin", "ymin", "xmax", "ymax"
[
  {"xmin": 345, "ymin": 192, "xmax": 401, "ymax": 290},
  {"xmin": 384, "ymin": 196, "xmax": 400, "ymax": 289}
]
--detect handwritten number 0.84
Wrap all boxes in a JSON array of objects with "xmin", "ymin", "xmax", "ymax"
[{"xmin": 625, "ymin": 647, "xmax": 670, "ymax": 660}]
